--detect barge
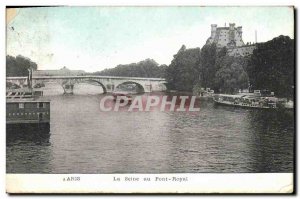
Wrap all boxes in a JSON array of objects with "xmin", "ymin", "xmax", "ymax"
[
  {"xmin": 7, "ymin": 97, "xmax": 50, "ymax": 125},
  {"xmin": 213, "ymin": 90, "xmax": 278, "ymax": 109},
  {"xmin": 213, "ymin": 94, "xmax": 277, "ymax": 109},
  {"xmin": 6, "ymin": 90, "xmax": 50, "ymax": 138}
]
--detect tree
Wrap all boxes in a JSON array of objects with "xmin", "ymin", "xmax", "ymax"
[
  {"xmin": 165, "ymin": 45, "xmax": 201, "ymax": 91},
  {"xmin": 6, "ymin": 55, "xmax": 37, "ymax": 77},
  {"xmin": 215, "ymin": 56, "xmax": 249, "ymax": 94},
  {"xmin": 247, "ymin": 35, "xmax": 294, "ymax": 98},
  {"xmin": 199, "ymin": 43, "xmax": 217, "ymax": 89}
]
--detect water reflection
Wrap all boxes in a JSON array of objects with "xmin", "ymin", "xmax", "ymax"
[
  {"xmin": 6, "ymin": 123, "xmax": 52, "ymax": 173},
  {"xmin": 6, "ymin": 94, "xmax": 294, "ymax": 173},
  {"xmin": 7, "ymin": 123, "xmax": 50, "ymax": 145},
  {"xmin": 73, "ymin": 83, "xmax": 104, "ymax": 95},
  {"xmin": 246, "ymin": 110, "xmax": 294, "ymax": 172}
]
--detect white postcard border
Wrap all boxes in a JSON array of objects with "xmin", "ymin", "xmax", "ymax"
[
  {"xmin": 2, "ymin": 0, "xmax": 298, "ymax": 197},
  {"xmin": 6, "ymin": 173, "xmax": 293, "ymax": 193}
]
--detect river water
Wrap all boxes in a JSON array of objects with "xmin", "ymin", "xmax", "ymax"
[{"xmin": 6, "ymin": 86, "xmax": 294, "ymax": 173}]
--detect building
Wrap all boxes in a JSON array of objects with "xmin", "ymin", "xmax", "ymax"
[
  {"xmin": 206, "ymin": 23, "xmax": 256, "ymax": 57},
  {"xmin": 227, "ymin": 44, "xmax": 256, "ymax": 57},
  {"xmin": 33, "ymin": 66, "xmax": 86, "ymax": 76}
]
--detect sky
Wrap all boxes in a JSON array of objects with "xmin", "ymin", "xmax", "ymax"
[{"xmin": 6, "ymin": 6, "xmax": 294, "ymax": 72}]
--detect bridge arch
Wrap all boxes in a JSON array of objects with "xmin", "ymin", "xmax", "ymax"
[
  {"xmin": 114, "ymin": 81, "xmax": 145, "ymax": 93},
  {"xmin": 74, "ymin": 79, "xmax": 107, "ymax": 94},
  {"xmin": 157, "ymin": 82, "xmax": 168, "ymax": 91},
  {"xmin": 33, "ymin": 81, "xmax": 65, "ymax": 95}
]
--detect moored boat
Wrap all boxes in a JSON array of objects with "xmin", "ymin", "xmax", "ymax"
[
  {"xmin": 213, "ymin": 93, "xmax": 277, "ymax": 109},
  {"xmin": 112, "ymin": 91, "xmax": 133, "ymax": 104},
  {"xmin": 6, "ymin": 89, "xmax": 50, "ymax": 125},
  {"xmin": 6, "ymin": 69, "xmax": 50, "ymax": 126}
]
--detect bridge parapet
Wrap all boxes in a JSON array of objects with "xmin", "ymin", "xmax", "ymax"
[
  {"xmin": 6, "ymin": 75, "xmax": 167, "ymax": 94},
  {"xmin": 31, "ymin": 75, "xmax": 166, "ymax": 81}
]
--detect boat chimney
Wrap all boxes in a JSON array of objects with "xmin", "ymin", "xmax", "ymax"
[{"xmin": 28, "ymin": 68, "xmax": 32, "ymax": 89}]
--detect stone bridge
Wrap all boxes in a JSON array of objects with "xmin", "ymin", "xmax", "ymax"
[{"xmin": 6, "ymin": 75, "xmax": 167, "ymax": 94}]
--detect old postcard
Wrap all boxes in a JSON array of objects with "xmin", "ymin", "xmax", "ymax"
[{"xmin": 6, "ymin": 6, "xmax": 294, "ymax": 194}]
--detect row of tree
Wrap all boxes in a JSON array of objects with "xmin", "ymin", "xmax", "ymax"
[
  {"xmin": 247, "ymin": 35, "xmax": 294, "ymax": 98},
  {"xmin": 165, "ymin": 43, "xmax": 249, "ymax": 94},
  {"xmin": 165, "ymin": 35, "xmax": 294, "ymax": 98},
  {"xmin": 6, "ymin": 55, "xmax": 37, "ymax": 77},
  {"xmin": 92, "ymin": 58, "xmax": 167, "ymax": 78}
]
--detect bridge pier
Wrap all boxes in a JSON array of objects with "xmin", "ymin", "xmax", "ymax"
[
  {"xmin": 105, "ymin": 84, "xmax": 114, "ymax": 93},
  {"xmin": 6, "ymin": 76, "xmax": 167, "ymax": 94}
]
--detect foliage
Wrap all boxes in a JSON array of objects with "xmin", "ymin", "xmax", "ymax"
[
  {"xmin": 246, "ymin": 35, "xmax": 294, "ymax": 98},
  {"xmin": 198, "ymin": 43, "xmax": 217, "ymax": 89},
  {"xmin": 197, "ymin": 44, "xmax": 249, "ymax": 94},
  {"xmin": 214, "ymin": 56, "xmax": 249, "ymax": 94},
  {"xmin": 6, "ymin": 55, "xmax": 37, "ymax": 77},
  {"xmin": 165, "ymin": 44, "xmax": 249, "ymax": 93},
  {"xmin": 165, "ymin": 45, "xmax": 201, "ymax": 91},
  {"xmin": 93, "ymin": 59, "xmax": 166, "ymax": 78},
  {"xmin": 192, "ymin": 82, "xmax": 203, "ymax": 95}
]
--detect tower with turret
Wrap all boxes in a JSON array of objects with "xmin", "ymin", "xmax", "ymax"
[
  {"xmin": 206, "ymin": 23, "xmax": 245, "ymax": 48},
  {"xmin": 211, "ymin": 24, "xmax": 217, "ymax": 39},
  {"xmin": 206, "ymin": 23, "xmax": 255, "ymax": 57}
]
